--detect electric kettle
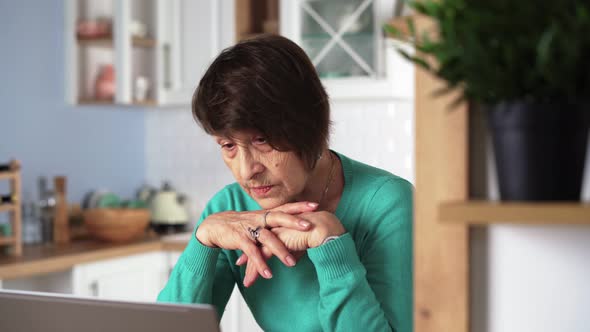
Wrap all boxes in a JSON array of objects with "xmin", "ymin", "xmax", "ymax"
[{"xmin": 148, "ymin": 182, "xmax": 189, "ymax": 234}]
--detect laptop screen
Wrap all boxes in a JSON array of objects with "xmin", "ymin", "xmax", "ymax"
[{"xmin": 0, "ymin": 290, "xmax": 219, "ymax": 332}]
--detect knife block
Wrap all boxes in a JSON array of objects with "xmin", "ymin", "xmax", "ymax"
[{"xmin": 53, "ymin": 176, "xmax": 70, "ymax": 244}]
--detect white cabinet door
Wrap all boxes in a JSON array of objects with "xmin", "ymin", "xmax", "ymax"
[
  {"xmin": 73, "ymin": 252, "xmax": 168, "ymax": 302},
  {"xmin": 280, "ymin": 0, "xmax": 414, "ymax": 101},
  {"xmin": 155, "ymin": 0, "xmax": 236, "ymax": 106}
]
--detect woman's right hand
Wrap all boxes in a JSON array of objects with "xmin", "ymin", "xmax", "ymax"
[{"xmin": 195, "ymin": 201, "xmax": 318, "ymax": 284}]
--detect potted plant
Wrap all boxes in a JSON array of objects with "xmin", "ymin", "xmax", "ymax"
[{"xmin": 386, "ymin": 0, "xmax": 590, "ymax": 201}]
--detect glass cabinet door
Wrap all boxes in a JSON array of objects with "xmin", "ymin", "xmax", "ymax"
[{"xmin": 299, "ymin": 0, "xmax": 376, "ymax": 79}]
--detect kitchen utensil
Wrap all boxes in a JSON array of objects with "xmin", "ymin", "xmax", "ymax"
[
  {"xmin": 130, "ymin": 20, "xmax": 147, "ymax": 38},
  {"xmin": 83, "ymin": 208, "xmax": 150, "ymax": 243},
  {"xmin": 76, "ymin": 18, "xmax": 112, "ymax": 38},
  {"xmin": 136, "ymin": 184, "xmax": 156, "ymax": 203},
  {"xmin": 149, "ymin": 182, "xmax": 189, "ymax": 234},
  {"xmin": 134, "ymin": 76, "xmax": 150, "ymax": 102},
  {"xmin": 37, "ymin": 176, "xmax": 55, "ymax": 244},
  {"xmin": 96, "ymin": 193, "xmax": 121, "ymax": 208},
  {"xmin": 82, "ymin": 190, "xmax": 111, "ymax": 209},
  {"xmin": 22, "ymin": 202, "xmax": 42, "ymax": 245},
  {"xmin": 94, "ymin": 64, "xmax": 115, "ymax": 100}
]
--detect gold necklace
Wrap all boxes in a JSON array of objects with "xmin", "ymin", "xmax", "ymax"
[{"xmin": 318, "ymin": 151, "xmax": 337, "ymax": 209}]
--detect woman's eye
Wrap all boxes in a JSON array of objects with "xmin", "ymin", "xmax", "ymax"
[
  {"xmin": 253, "ymin": 137, "xmax": 267, "ymax": 145},
  {"xmin": 221, "ymin": 143, "xmax": 235, "ymax": 150}
]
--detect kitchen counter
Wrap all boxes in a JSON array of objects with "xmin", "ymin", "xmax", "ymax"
[{"xmin": 0, "ymin": 232, "xmax": 192, "ymax": 280}]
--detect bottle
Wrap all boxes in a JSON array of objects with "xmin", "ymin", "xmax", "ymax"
[
  {"xmin": 0, "ymin": 193, "xmax": 18, "ymax": 204},
  {"xmin": 38, "ymin": 177, "xmax": 56, "ymax": 243},
  {"xmin": 22, "ymin": 202, "xmax": 42, "ymax": 245}
]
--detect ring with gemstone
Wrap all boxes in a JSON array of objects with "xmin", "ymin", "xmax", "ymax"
[{"xmin": 248, "ymin": 226, "xmax": 262, "ymax": 243}]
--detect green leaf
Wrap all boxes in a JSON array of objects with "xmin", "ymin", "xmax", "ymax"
[
  {"xmin": 407, "ymin": 16, "xmax": 417, "ymax": 39},
  {"xmin": 536, "ymin": 25, "xmax": 556, "ymax": 69},
  {"xmin": 398, "ymin": 49, "xmax": 433, "ymax": 72}
]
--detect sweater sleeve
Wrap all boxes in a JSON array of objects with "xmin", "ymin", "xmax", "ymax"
[
  {"xmin": 307, "ymin": 178, "xmax": 413, "ymax": 332},
  {"xmin": 156, "ymin": 196, "xmax": 236, "ymax": 320}
]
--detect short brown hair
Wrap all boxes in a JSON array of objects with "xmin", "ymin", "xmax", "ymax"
[{"xmin": 192, "ymin": 34, "xmax": 330, "ymax": 169}]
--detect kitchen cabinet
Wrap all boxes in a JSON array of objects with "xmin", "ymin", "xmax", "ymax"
[
  {"xmin": 154, "ymin": 0, "xmax": 235, "ymax": 105},
  {"xmin": 279, "ymin": 0, "xmax": 414, "ymax": 100},
  {"xmin": 0, "ymin": 237, "xmax": 262, "ymax": 331},
  {"xmin": 0, "ymin": 248, "xmax": 261, "ymax": 332},
  {"xmin": 65, "ymin": 0, "xmax": 234, "ymax": 106},
  {"xmin": 72, "ymin": 251, "xmax": 168, "ymax": 302},
  {"xmin": 66, "ymin": 0, "xmax": 412, "ymax": 106}
]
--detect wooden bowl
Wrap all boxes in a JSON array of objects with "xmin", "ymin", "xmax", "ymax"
[{"xmin": 83, "ymin": 208, "xmax": 150, "ymax": 243}]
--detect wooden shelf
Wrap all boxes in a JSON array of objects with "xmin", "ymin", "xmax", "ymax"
[
  {"xmin": 0, "ymin": 236, "xmax": 15, "ymax": 246},
  {"xmin": 77, "ymin": 36, "xmax": 156, "ymax": 48},
  {"xmin": 439, "ymin": 201, "xmax": 590, "ymax": 225},
  {"xmin": 78, "ymin": 98, "xmax": 156, "ymax": 106},
  {"xmin": 77, "ymin": 35, "xmax": 113, "ymax": 47},
  {"xmin": 0, "ymin": 171, "xmax": 17, "ymax": 180},
  {"xmin": 78, "ymin": 98, "xmax": 114, "ymax": 105},
  {"xmin": 131, "ymin": 36, "xmax": 156, "ymax": 48},
  {"xmin": 0, "ymin": 204, "xmax": 16, "ymax": 213}
]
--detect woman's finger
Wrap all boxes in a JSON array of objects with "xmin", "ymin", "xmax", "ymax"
[
  {"xmin": 263, "ymin": 211, "xmax": 312, "ymax": 231},
  {"xmin": 240, "ymin": 240, "xmax": 272, "ymax": 280},
  {"xmin": 242, "ymin": 246, "xmax": 280, "ymax": 287},
  {"xmin": 236, "ymin": 247, "xmax": 272, "ymax": 266},
  {"xmin": 236, "ymin": 253, "xmax": 247, "ymax": 266},
  {"xmin": 244, "ymin": 259, "xmax": 259, "ymax": 287},
  {"xmin": 271, "ymin": 201, "xmax": 318, "ymax": 214},
  {"xmin": 256, "ymin": 229, "xmax": 297, "ymax": 267}
]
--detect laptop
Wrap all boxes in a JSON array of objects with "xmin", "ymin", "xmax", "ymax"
[{"xmin": 0, "ymin": 289, "xmax": 220, "ymax": 332}]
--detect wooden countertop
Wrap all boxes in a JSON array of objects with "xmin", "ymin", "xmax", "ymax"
[{"xmin": 0, "ymin": 232, "xmax": 191, "ymax": 280}]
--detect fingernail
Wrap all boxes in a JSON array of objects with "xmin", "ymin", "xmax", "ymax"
[
  {"xmin": 286, "ymin": 255, "xmax": 296, "ymax": 267},
  {"xmin": 243, "ymin": 276, "xmax": 250, "ymax": 287},
  {"xmin": 307, "ymin": 202, "xmax": 318, "ymax": 208},
  {"xmin": 263, "ymin": 269, "xmax": 273, "ymax": 278},
  {"xmin": 299, "ymin": 220, "xmax": 310, "ymax": 228},
  {"xmin": 235, "ymin": 256, "xmax": 243, "ymax": 265}
]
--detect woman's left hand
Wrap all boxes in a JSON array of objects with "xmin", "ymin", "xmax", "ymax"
[{"xmin": 237, "ymin": 211, "xmax": 346, "ymax": 287}]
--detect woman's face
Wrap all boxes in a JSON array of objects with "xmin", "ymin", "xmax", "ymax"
[{"xmin": 214, "ymin": 130, "xmax": 310, "ymax": 209}]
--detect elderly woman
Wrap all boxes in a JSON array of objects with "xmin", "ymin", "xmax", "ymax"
[{"xmin": 157, "ymin": 35, "xmax": 413, "ymax": 332}]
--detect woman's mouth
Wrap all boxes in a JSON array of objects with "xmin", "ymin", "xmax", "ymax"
[{"xmin": 250, "ymin": 185, "xmax": 273, "ymax": 197}]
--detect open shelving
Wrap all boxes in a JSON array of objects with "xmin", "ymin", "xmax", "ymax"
[
  {"xmin": 66, "ymin": 0, "xmax": 158, "ymax": 106},
  {"xmin": 438, "ymin": 201, "xmax": 590, "ymax": 225},
  {"xmin": 413, "ymin": 15, "xmax": 589, "ymax": 332},
  {"xmin": 77, "ymin": 36, "xmax": 157, "ymax": 49},
  {"xmin": 0, "ymin": 161, "xmax": 22, "ymax": 256}
]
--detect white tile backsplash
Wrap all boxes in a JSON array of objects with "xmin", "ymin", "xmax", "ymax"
[{"xmin": 145, "ymin": 99, "xmax": 415, "ymax": 226}]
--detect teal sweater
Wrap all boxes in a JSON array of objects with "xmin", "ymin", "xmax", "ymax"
[{"xmin": 157, "ymin": 152, "xmax": 413, "ymax": 332}]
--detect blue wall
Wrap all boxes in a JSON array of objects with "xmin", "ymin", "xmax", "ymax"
[{"xmin": 0, "ymin": 0, "xmax": 146, "ymax": 203}]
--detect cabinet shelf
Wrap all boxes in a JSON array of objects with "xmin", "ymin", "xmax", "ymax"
[
  {"xmin": 439, "ymin": 201, "xmax": 590, "ymax": 225},
  {"xmin": 78, "ymin": 98, "xmax": 157, "ymax": 107},
  {"xmin": 0, "ymin": 236, "xmax": 16, "ymax": 246},
  {"xmin": 0, "ymin": 171, "xmax": 17, "ymax": 181},
  {"xmin": 0, "ymin": 204, "xmax": 16, "ymax": 213},
  {"xmin": 77, "ymin": 36, "xmax": 156, "ymax": 48}
]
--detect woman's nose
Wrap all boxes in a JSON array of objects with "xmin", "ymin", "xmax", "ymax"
[{"xmin": 238, "ymin": 151, "xmax": 265, "ymax": 180}]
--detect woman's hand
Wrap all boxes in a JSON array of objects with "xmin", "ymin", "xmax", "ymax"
[
  {"xmin": 195, "ymin": 202, "xmax": 318, "ymax": 283},
  {"xmin": 237, "ymin": 211, "xmax": 346, "ymax": 287},
  {"xmin": 274, "ymin": 211, "xmax": 346, "ymax": 248}
]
